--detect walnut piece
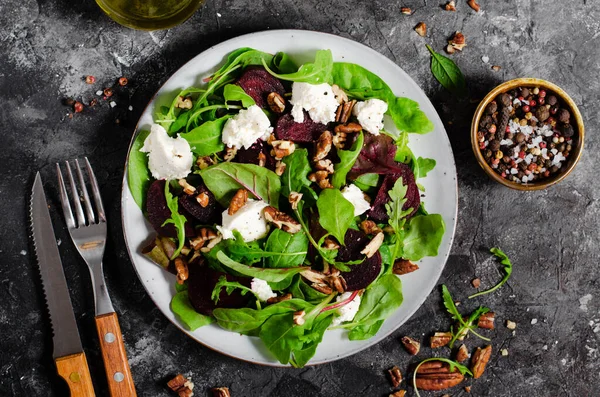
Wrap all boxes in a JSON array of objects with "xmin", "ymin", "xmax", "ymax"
[
  {"xmin": 471, "ymin": 345, "xmax": 492, "ymax": 379},
  {"xmin": 308, "ymin": 170, "xmax": 333, "ymax": 189},
  {"xmin": 359, "ymin": 220, "xmax": 382, "ymax": 235},
  {"xmin": 414, "ymin": 22, "xmax": 427, "ymax": 37},
  {"xmin": 388, "ymin": 366, "xmax": 403, "ymax": 388},
  {"xmin": 455, "ymin": 343, "xmax": 470, "ymax": 363},
  {"xmin": 271, "ymin": 140, "xmax": 296, "ymax": 160},
  {"xmin": 430, "ymin": 332, "xmax": 452, "ymax": 348},
  {"xmin": 173, "ymin": 257, "xmax": 189, "ymax": 285},
  {"xmin": 314, "ymin": 130, "xmax": 333, "ymax": 161},
  {"xmin": 196, "ymin": 192, "xmax": 210, "ymax": 208},
  {"xmin": 315, "ymin": 159, "xmax": 334, "ymax": 174},
  {"xmin": 393, "ymin": 259, "xmax": 419, "ymax": 275},
  {"xmin": 264, "ymin": 206, "xmax": 301, "ymax": 233},
  {"xmin": 275, "ymin": 160, "xmax": 286, "ymax": 176},
  {"xmin": 400, "ymin": 7, "xmax": 412, "ymax": 15},
  {"xmin": 267, "ymin": 92, "xmax": 286, "ymax": 113},
  {"xmin": 211, "ymin": 387, "xmax": 230, "ymax": 397},
  {"xmin": 401, "ymin": 336, "xmax": 420, "ymax": 355},
  {"xmin": 178, "ymin": 179, "xmax": 196, "ymax": 195},
  {"xmin": 196, "ymin": 155, "xmax": 215, "ymax": 169},
  {"xmin": 228, "ymin": 189, "xmax": 248, "ymax": 215},
  {"xmin": 288, "ymin": 192, "xmax": 303, "ymax": 210},
  {"xmin": 414, "ymin": 361, "xmax": 464, "ymax": 391},
  {"xmin": 360, "ymin": 232, "xmax": 384, "ymax": 258},
  {"xmin": 167, "ymin": 374, "xmax": 194, "ymax": 397},
  {"xmin": 224, "ymin": 146, "xmax": 237, "ymax": 161},
  {"xmin": 444, "ymin": 0, "xmax": 456, "ymax": 11},
  {"xmin": 477, "ymin": 312, "xmax": 495, "ymax": 329},
  {"xmin": 175, "ymin": 96, "xmax": 192, "ymax": 109}
]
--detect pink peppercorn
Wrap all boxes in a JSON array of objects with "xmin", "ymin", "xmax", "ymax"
[
  {"xmin": 528, "ymin": 163, "xmax": 537, "ymax": 171},
  {"xmin": 522, "ymin": 105, "xmax": 530, "ymax": 113},
  {"xmin": 501, "ymin": 172, "xmax": 506, "ymax": 178},
  {"xmin": 538, "ymin": 97, "xmax": 545, "ymax": 105},
  {"xmin": 538, "ymin": 90, "xmax": 546, "ymax": 98},
  {"xmin": 529, "ymin": 99, "xmax": 536, "ymax": 107},
  {"xmin": 519, "ymin": 151, "xmax": 526, "ymax": 159},
  {"xmin": 544, "ymin": 170, "xmax": 550, "ymax": 177},
  {"xmin": 492, "ymin": 158, "xmax": 500, "ymax": 165},
  {"xmin": 506, "ymin": 125, "xmax": 511, "ymax": 133},
  {"xmin": 479, "ymin": 142, "xmax": 486, "ymax": 150},
  {"xmin": 518, "ymin": 96, "xmax": 524, "ymax": 101},
  {"xmin": 524, "ymin": 170, "xmax": 531, "ymax": 175},
  {"xmin": 539, "ymin": 142, "xmax": 547, "ymax": 148}
]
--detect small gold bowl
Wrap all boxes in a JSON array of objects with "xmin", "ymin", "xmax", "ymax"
[{"xmin": 471, "ymin": 78, "xmax": 585, "ymax": 190}]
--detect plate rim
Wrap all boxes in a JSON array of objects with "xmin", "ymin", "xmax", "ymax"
[{"xmin": 120, "ymin": 28, "xmax": 458, "ymax": 367}]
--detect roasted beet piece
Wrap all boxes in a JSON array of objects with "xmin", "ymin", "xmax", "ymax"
[
  {"xmin": 179, "ymin": 183, "xmax": 222, "ymax": 224},
  {"xmin": 236, "ymin": 66, "xmax": 285, "ymax": 108},
  {"xmin": 274, "ymin": 111, "xmax": 328, "ymax": 143},
  {"xmin": 336, "ymin": 229, "xmax": 382, "ymax": 291},
  {"xmin": 187, "ymin": 259, "xmax": 251, "ymax": 316},
  {"xmin": 146, "ymin": 180, "xmax": 195, "ymax": 238},
  {"xmin": 235, "ymin": 140, "xmax": 276, "ymax": 170},
  {"xmin": 367, "ymin": 168, "xmax": 420, "ymax": 223}
]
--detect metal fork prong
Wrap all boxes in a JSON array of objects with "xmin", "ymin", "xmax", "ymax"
[
  {"xmin": 56, "ymin": 163, "xmax": 77, "ymax": 229},
  {"xmin": 65, "ymin": 160, "xmax": 86, "ymax": 227},
  {"xmin": 74, "ymin": 159, "xmax": 96, "ymax": 224},
  {"xmin": 85, "ymin": 157, "xmax": 106, "ymax": 223}
]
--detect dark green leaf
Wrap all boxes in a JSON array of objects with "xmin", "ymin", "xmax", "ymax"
[
  {"xmin": 353, "ymin": 173, "xmax": 380, "ymax": 191},
  {"xmin": 263, "ymin": 50, "xmax": 333, "ymax": 84},
  {"xmin": 289, "ymin": 314, "xmax": 333, "ymax": 367},
  {"xmin": 332, "ymin": 132, "xmax": 364, "ymax": 189},
  {"xmin": 127, "ymin": 129, "xmax": 151, "ymax": 210},
  {"xmin": 273, "ymin": 52, "xmax": 299, "ymax": 74},
  {"xmin": 211, "ymin": 276, "xmax": 254, "ymax": 304},
  {"xmin": 281, "ymin": 149, "xmax": 312, "ymax": 197},
  {"xmin": 426, "ymin": 45, "xmax": 467, "ymax": 97},
  {"xmin": 181, "ymin": 116, "xmax": 229, "ymax": 156},
  {"xmin": 216, "ymin": 251, "xmax": 310, "ymax": 283},
  {"xmin": 170, "ymin": 291, "xmax": 214, "ymax": 330},
  {"xmin": 331, "ymin": 62, "xmax": 393, "ymax": 100},
  {"xmin": 347, "ymin": 319, "xmax": 384, "ymax": 341},
  {"xmin": 316, "ymin": 188, "xmax": 355, "ymax": 243},
  {"xmin": 265, "ymin": 229, "xmax": 309, "ymax": 268},
  {"xmin": 413, "ymin": 157, "xmax": 436, "ymax": 179},
  {"xmin": 402, "ymin": 214, "xmax": 446, "ymax": 261},
  {"xmin": 223, "ymin": 84, "xmax": 255, "ymax": 108},
  {"xmin": 162, "ymin": 183, "xmax": 187, "ymax": 259}
]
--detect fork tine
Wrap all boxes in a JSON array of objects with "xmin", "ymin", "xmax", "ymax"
[
  {"xmin": 84, "ymin": 157, "xmax": 106, "ymax": 223},
  {"xmin": 65, "ymin": 160, "xmax": 86, "ymax": 227},
  {"xmin": 56, "ymin": 163, "xmax": 77, "ymax": 229},
  {"xmin": 74, "ymin": 159, "xmax": 96, "ymax": 224}
]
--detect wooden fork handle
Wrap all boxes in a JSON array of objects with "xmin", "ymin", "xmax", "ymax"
[
  {"xmin": 95, "ymin": 312, "xmax": 137, "ymax": 397},
  {"xmin": 55, "ymin": 352, "xmax": 96, "ymax": 397}
]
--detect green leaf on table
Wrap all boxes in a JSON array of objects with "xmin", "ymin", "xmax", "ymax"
[
  {"xmin": 426, "ymin": 45, "xmax": 467, "ymax": 97},
  {"xmin": 264, "ymin": 229, "xmax": 309, "ymax": 268},
  {"xmin": 387, "ymin": 97, "xmax": 434, "ymax": 134},
  {"xmin": 127, "ymin": 129, "xmax": 151, "ymax": 210},
  {"xmin": 181, "ymin": 115, "xmax": 229, "ymax": 157},
  {"xmin": 281, "ymin": 149, "xmax": 312, "ymax": 197},
  {"xmin": 162, "ymin": 182, "xmax": 187, "ymax": 259},
  {"xmin": 332, "ymin": 132, "xmax": 364, "ymax": 189},
  {"xmin": 402, "ymin": 214, "xmax": 446, "ymax": 261},
  {"xmin": 170, "ymin": 291, "xmax": 214, "ymax": 331},
  {"xmin": 263, "ymin": 50, "xmax": 334, "ymax": 84},
  {"xmin": 413, "ymin": 157, "xmax": 437, "ymax": 179},
  {"xmin": 468, "ymin": 247, "xmax": 513, "ymax": 299},
  {"xmin": 199, "ymin": 162, "xmax": 281, "ymax": 207},
  {"xmin": 223, "ymin": 84, "xmax": 256, "ymax": 108},
  {"xmin": 316, "ymin": 188, "xmax": 355, "ymax": 244},
  {"xmin": 353, "ymin": 173, "xmax": 380, "ymax": 191},
  {"xmin": 216, "ymin": 251, "xmax": 310, "ymax": 283},
  {"xmin": 441, "ymin": 284, "xmax": 491, "ymax": 348}
]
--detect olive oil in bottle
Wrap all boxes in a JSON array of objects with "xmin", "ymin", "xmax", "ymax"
[{"xmin": 96, "ymin": 0, "xmax": 205, "ymax": 30}]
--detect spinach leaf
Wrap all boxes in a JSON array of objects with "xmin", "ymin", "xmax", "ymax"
[
  {"xmin": 289, "ymin": 314, "xmax": 333, "ymax": 368},
  {"xmin": 170, "ymin": 291, "xmax": 214, "ymax": 330},
  {"xmin": 281, "ymin": 149, "xmax": 312, "ymax": 197},
  {"xmin": 387, "ymin": 97, "xmax": 435, "ymax": 134},
  {"xmin": 169, "ymin": 110, "xmax": 191, "ymax": 134},
  {"xmin": 210, "ymin": 48, "xmax": 274, "ymax": 83},
  {"xmin": 216, "ymin": 251, "xmax": 310, "ymax": 283},
  {"xmin": 181, "ymin": 116, "xmax": 229, "ymax": 156},
  {"xmin": 413, "ymin": 157, "xmax": 436, "ymax": 179},
  {"xmin": 263, "ymin": 50, "xmax": 334, "ymax": 84},
  {"xmin": 353, "ymin": 173, "xmax": 379, "ymax": 191},
  {"xmin": 332, "ymin": 132, "xmax": 364, "ymax": 189},
  {"xmin": 127, "ymin": 129, "xmax": 151, "ymax": 210},
  {"xmin": 393, "ymin": 131, "xmax": 414, "ymax": 164},
  {"xmin": 426, "ymin": 45, "xmax": 467, "ymax": 97},
  {"xmin": 402, "ymin": 214, "xmax": 445, "ymax": 261},
  {"xmin": 331, "ymin": 62, "xmax": 392, "ymax": 100},
  {"xmin": 199, "ymin": 162, "xmax": 281, "ymax": 207},
  {"xmin": 162, "ymin": 183, "xmax": 187, "ymax": 259},
  {"xmin": 316, "ymin": 188, "xmax": 355, "ymax": 243},
  {"xmin": 223, "ymin": 84, "xmax": 255, "ymax": 108},
  {"xmin": 468, "ymin": 247, "xmax": 513, "ymax": 299},
  {"xmin": 347, "ymin": 319, "xmax": 384, "ymax": 341},
  {"xmin": 290, "ymin": 276, "xmax": 329, "ymax": 304},
  {"xmin": 273, "ymin": 52, "xmax": 299, "ymax": 74},
  {"xmin": 265, "ymin": 229, "xmax": 309, "ymax": 268}
]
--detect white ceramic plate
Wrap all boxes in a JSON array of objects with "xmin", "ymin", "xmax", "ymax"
[{"xmin": 121, "ymin": 30, "xmax": 458, "ymax": 366}]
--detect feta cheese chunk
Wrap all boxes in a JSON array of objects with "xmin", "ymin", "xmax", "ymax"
[
  {"xmin": 290, "ymin": 82, "xmax": 339, "ymax": 124},
  {"xmin": 251, "ymin": 278, "xmax": 277, "ymax": 302},
  {"xmin": 217, "ymin": 199, "xmax": 270, "ymax": 242},
  {"xmin": 221, "ymin": 105, "xmax": 273, "ymax": 149},
  {"xmin": 352, "ymin": 98, "xmax": 388, "ymax": 135},
  {"xmin": 140, "ymin": 123, "xmax": 193, "ymax": 180},
  {"xmin": 341, "ymin": 184, "xmax": 371, "ymax": 216},
  {"xmin": 331, "ymin": 292, "xmax": 362, "ymax": 326}
]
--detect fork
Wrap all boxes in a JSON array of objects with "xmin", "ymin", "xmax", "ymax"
[{"xmin": 57, "ymin": 158, "xmax": 137, "ymax": 397}]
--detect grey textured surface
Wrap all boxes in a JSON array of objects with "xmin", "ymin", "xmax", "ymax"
[{"xmin": 1, "ymin": 0, "xmax": 599, "ymax": 396}]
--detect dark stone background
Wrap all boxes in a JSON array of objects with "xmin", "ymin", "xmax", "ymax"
[{"xmin": 1, "ymin": 0, "xmax": 599, "ymax": 396}]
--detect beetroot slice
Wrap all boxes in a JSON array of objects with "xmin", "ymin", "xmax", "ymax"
[
  {"xmin": 179, "ymin": 183, "xmax": 222, "ymax": 224},
  {"xmin": 187, "ymin": 259, "xmax": 251, "ymax": 316},
  {"xmin": 336, "ymin": 229, "xmax": 382, "ymax": 291},
  {"xmin": 367, "ymin": 167, "xmax": 420, "ymax": 223},
  {"xmin": 146, "ymin": 180, "xmax": 195, "ymax": 238},
  {"xmin": 235, "ymin": 140, "xmax": 276, "ymax": 171},
  {"xmin": 236, "ymin": 66, "xmax": 285, "ymax": 108},
  {"xmin": 274, "ymin": 111, "xmax": 328, "ymax": 143}
]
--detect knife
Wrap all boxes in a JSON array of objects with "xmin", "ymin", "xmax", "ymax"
[{"xmin": 31, "ymin": 172, "xmax": 96, "ymax": 397}]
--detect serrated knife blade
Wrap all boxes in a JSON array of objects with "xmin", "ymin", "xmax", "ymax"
[{"xmin": 31, "ymin": 172, "xmax": 96, "ymax": 396}]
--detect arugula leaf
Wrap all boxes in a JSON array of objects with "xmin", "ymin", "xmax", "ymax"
[
  {"xmin": 220, "ymin": 231, "xmax": 308, "ymax": 266},
  {"xmin": 469, "ymin": 247, "xmax": 513, "ymax": 299},
  {"xmin": 441, "ymin": 285, "xmax": 491, "ymax": 347},
  {"xmin": 413, "ymin": 358, "xmax": 473, "ymax": 397},
  {"xmin": 316, "ymin": 188, "xmax": 355, "ymax": 244},
  {"xmin": 393, "ymin": 131, "xmax": 414, "ymax": 164},
  {"xmin": 161, "ymin": 183, "xmax": 187, "ymax": 259},
  {"xmin": 211, "ymin": 276, "xmax": 255, "ymax": 304},
  {"xmin": 441, "ymin": 284, "xmax": 464, "ymax": 323},
  {"xmin": 209, "ymin": 48, "xmax": 274, "ymax": 84},
  {"xmin": 413, "ymin": 157, "xmax": 436, "ymax": 179},
  {"xmin": 223, "ymin": 84, "xmax": 255, "ymax": 108},
  {"xmin": 426, "ymin": 45, "xmax": 467, "ymax": 97},
  {"xmin": 289, "ymin": 314, "xmax": 333, "ymax": 368},
  {"xmin": 387, "ymin": 97, "xmax": 434, "ymax": 134},
  {"xmin": 353, "ymin": 173, "xmax": 380, "ymax": 191},
  {"xmin": 385, "ymin": 177, "xmax": 412, "ymax": 263},
  {"xmin": 216, "ymin": 251, "xmax": 310, "ymax": 283},
  {"xmin": 402, "ymin": 214, "xmax": 446, "ymax": 261},
  {"xmin": 170, "ymin": 291, "xmax": 214, "ymax": 330},
  {"xmin": 127, "ymin": 129, "xmax": 151, "ymax": 210},
  {"xmin": 199, "ymin": 162, "xmax": 281, "ymax": 207},
  {"xmin": 264, "ymin": 229, "xmax": 309, "ymax": 268},
  {"xmin": 181, "ymin": 115, "xmax": 229, "ymax": 156},
  {"xmin": 169, "ymin": 110, "xmax": 191, "ymax": 134},
  {"xmin": 281, "ymin": 149, "xmax": 312, "ymax": 197},
  {"xmin": 332, "ymin": 132, "xmax": 364, "ymax": 189},
  {"xmin": 154, "ymin": 87, "xmax": 206, "ymax": 131},
  {"xmin": 263, "ymin": 49, "xmax": 334, "ymax": 84}
]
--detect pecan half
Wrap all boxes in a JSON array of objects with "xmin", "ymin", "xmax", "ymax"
[
  {"xmin": 448, "ymin": 31, "xmax": 466, "ymax": 52},
  {"xmin": 302, "ymin": 269, "xmax": 346, "ymax": 294},
  {"xmin": 315, "ymin": 159, "xmax": 334, "ymax": 173},
  {"xmin": 335, "ymin": 100, "xmax": 357, "ymax": 124},
  {"xmin": 267, "ymin": 92, "xmax": 286, "ymax": 113},
  {"xmin": 444, "ymin": 0, "xmax": 456, "ymax": 11},
  {"xmin": 175, "ymin": 96, "xmax": 192, "ymax": 109},
  {"xmin": 471, "ymin": 278, "xmax": 481, "ymax": 288},
  {"xmin": 467, "ymin": 0, "xmax": 480, "ymax": 12},
  {"xmin": 400, "ymin": 7, "xmax": 412, "ymax": 15},
  {"xmin": 264, "ymin": 206, "xmax": 301, "ymax": 233},
  {"xmin": 174, "ymin": 257, "xmax": 189, "ymax": 285},
  {"xmin": 393, "ymin": 259, "xmax": 419, "ymax": 275},
  {"xmin": 314, "ymin": 130, "xmax": 333, "ymax": 161},
  {"xmin": 334, "ymin": 122, "xmax": 362, "ymax": 134},
  {"xmin": 360, "ymin": 232, "xmax": 384, "ymax": 258},
  {"xmin": 389, "ymin": 391, "xmax": 406, "ymax": 397},
  {"xmin": 359, "ymin": 220, "xmax": 382, "ymax": 235},
  {"xmin": 228, "ymin": 189, "xmax": 248, "ymax": 215},
  {"xmin": 190, "ymin": 228, "xmax": 218, "ymax": 250},
  {"xmin": 275, "ymin": 160, "xmax": 286, "ymax": 176},
  {"xmin": 477, "ymin": 312, "xmax": 495, "ymax": 329},
  {"xmin": 388, "ymin": 366, "xmax": 403, "ymax": 388},
  {"xmin": 288, "ymin": 192, "xmax": 303, "ymax": 210},
  {"xmin": 311, "ymin": 283, "xmax": 333, "ymax": 295},
  {"xmin": 455, "ymin": 344, "xmax": 469, "ymax": 363},
  {"xmin": 196, "ymin": 192, "xmax": 210, "ymax": 208},
  {"xmin": 332, "ymin": 130, "xmax": 347, "ymax": 149},
  {"xmin": 178, "ymin": 179, "xmax": 196, "ymax": 195},
  {"xmin": 308, "ymin": 170, "xmax": 333, "ymax": 189},
  {"xmin": 211, "ymin": 387, "xmax": 230, "ymax": 397},
  {"xmin": 414, "ymin": 361, "xmax": 464, "ymax": 391},
  {"xmin": 471, "ymin": 345, "xmax": 492, "ymax": 379},
  {"xmin": 401, "ymin": 336, "xmax": 421, "ymax": 355},
  {"xmin": 430, "ymin": 332, "xmax": 452, "ymax": 348},
  {"xmin": 224, "ymin": 146, "xmax": 237, "ymax": 161},
  {"xmin": 167, "ymin": 374, "xmax": 194, "ymax": 397},
  {"xmin": 414, "ymin": 22, "xmax": 427, "ymax": 37},
  {"xmin": 271, "ymin": 140, "xmax": 296, "ymax": 160},
  {"xmin": 267, "ymin": 293, "xmax": 292, "ymax": 304}
]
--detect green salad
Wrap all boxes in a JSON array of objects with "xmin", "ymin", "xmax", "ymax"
[{"xmin": 128, "ymin": 47, "xmax": 445, "ymax": 367}]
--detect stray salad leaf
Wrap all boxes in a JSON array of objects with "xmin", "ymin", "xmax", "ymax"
[
  {"xmin": 426, "ymin": 45, "xmax": 467, "ymax": 97},
  {"xmin": 441, "ymin": 285, "xmax": 491, "ymax": 348},
  {"xmin": 469, "ymin": 247, "xmax": 513, "ymax": 299}
]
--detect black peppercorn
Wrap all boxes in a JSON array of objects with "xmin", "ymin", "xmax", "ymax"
[
  {"xmin": 515, "ymin": 133, "xmax": 526, "ymax": 143},
  {"xmin": 521, "ymin": 87, "xmax": 530, "ymax": 98},
  {"xmin": 485, "ymin": 101, "xmax": 498, "ymax": 115},
  {"xmin": 535, "ymin": 106, "xmax": 550, "ymax": 122},
  {"xmin": 498, "ymin": 93, "xmax": 511, "ymax": 107},
  {"xmin": 558, "ymin": 123, "xmax": 575, "ymax": 138},
  {"xmin": 479, "ymin": 115, "xmax": 493, "ymax": 129},
  {"xmin": 547, "ymin": 95, "xmax": 558, "ymax": 106},
  {"xmin": 489, "ymin": 139, "xmax": 501, "ymax": 151},
  {"xmin": 557, "ymin": 108, "xmax": 571, "ymax": 123}
]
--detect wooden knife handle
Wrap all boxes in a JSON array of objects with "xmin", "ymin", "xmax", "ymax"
[
  {"xmin": 95, "ymin": 312, "xmax": 137, "ymax": 397},
  {"xmin": 55, "ymin": 352, "xmax": 96, "ymax": 397}
]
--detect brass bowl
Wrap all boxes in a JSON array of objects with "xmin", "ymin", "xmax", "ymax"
[{"xmin": 471, "ymin": 78, "xmax": 585, "ymax": 190}]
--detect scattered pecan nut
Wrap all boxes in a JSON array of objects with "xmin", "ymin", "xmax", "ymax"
[
  {"xmin": 288, "ymin": 192, "xmax": 303, "ymax": 210},
  {"xmin": 335, "ymin": 99, "xmax": 357, "ymax": 124},
  {"xmin": 414, "ymin": 361, "xmax": 464, "ymax": 391},
  {"xmin": 401, "ymin": 336, "xmax": 421, "ymax": 355},
  {"xmin": 455, "ymin": 344, "xmax": 470, "ymax": 363},
  {"xmin": 308, "ymin": 170, "xmax": 333, "ymax": 189},
  {"xmin": 471, "ymin": 278, "xmax": 481, "ymax": 288},
  {"xmin": 228, "ymin": 189, "xmax": 248, "ymax": 215},
  {"xmin": 414, "ymin": 22, "xmax": 427, "ymax": 37},
  {"xmin": 175, "ymin": 96, "xmax": 192, "ymax": 109},
  {"xmin": 314, "ymin": 130, "xmax": 333, "ymax": 161},
  {"xmin": 267, "ymin": 293, "xmax": 292, "ymax": 304},
  {"xmin": 196, "ymin": 192, "xmax": 210, "ymax": 208},
  {"xmin": 271, "ymin": 140, "xmax": 296, "ymax": 160},
  {"xmin": 467, "ymin": 0, "xmax": 480, "ymax": 12},
  {"xmin": 447, "ymin": 31, "xmax": 466, "ymax": 52},
  {"xmin": 359, "ymin": 220, "xmax": 382, "ymax": 235},
  {"xmin": 393, "ymin": 259, "xmax": 419, "ymax": 275},
  {"xmin": 389, "ymin": 391, "xmax": 406, "ymax": 397},
  {"xmin": 471, "ymin": 345, "xmax": 492, "ymax": 379},
  {"xmin": 477, "ymin": 312, "xmax": 495, "ymax": 329},
  {"xmin": 315, "ymin": 159, "xmax": 334, "ymax": 173},
  {"xmin": 360, "ymin": 232, "xmax": 384, "ymax": 258},
  {"xmin": 211, "ymin": 387, "xmax": 231, "ymax": 397},
  {"xmin": 430, "ymin": 332, "xmax": 452, "ymax": 348},
  {"xmin": 267, "ymin": 92, "xmax": 286, "ymax": 113},
  {"xmin": 190, "ymin": 228, "xmax": 219, "ymax": 250},
  {"xmin": 275, "ymin": 160, "xmax": 286, "ymax": 176},
  {"xmin": 400, "ymin": 7, "xmax": 412, "ymax": 15},
  {"xmin": 465, "ymin": 385, "xmax": 472, "ymax": 393},
  {"xmin": 506, "ymin": 320, "xmax": 517, "ymax": 330},
  {"xmin": 264, "ymin": 206, "xmax": 301, "ymax": 233},
  {"xmin": 444, "ymin": 0, "xmax": 456, "ymax": 11},
  {"xmin": 167, "ymin": 374, "xmax": 194, "ymax": 397},
  {"xmin": 178, "ymin": 179, "xmax": 196, "ymax": 195},
  {"xmin": 388, "ymin": 366, "xmax": 403, "ymax": 388},
  {"xmin": 173, "ymin": 257, "xmax": 189, "ymax": 285},
  {"xmin": 491, "ymin": 65, "xmax": 502, "ymax": 72}
]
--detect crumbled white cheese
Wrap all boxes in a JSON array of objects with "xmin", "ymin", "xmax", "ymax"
[
  {"xmin": 217, "ymin": 199, "xmax": 270, "ymax": 242},
  {"xmin": 221, "ymin": 105, "xmax": 273, "ymax": 149},
  {"xmin": 140, "ymin": 124, "xmax": 193, "ymax": 180},
  {"xmin": 331, "ymin": 292, "xmax": 361, "ymax": 326},
  {"xmin": 352, "ymin": 98, "xmax": 388, "ymax": 135},
  {"xmin": 341, "ymin": 184, "xmax": 371, "ymax": 216},
  {"xmin": 289, "ymin": 82, "xmax": 339, "ymax": 124},
  {"xmin": 251, "ymin": 278, "xmax": 277, "ymax": 301}
]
